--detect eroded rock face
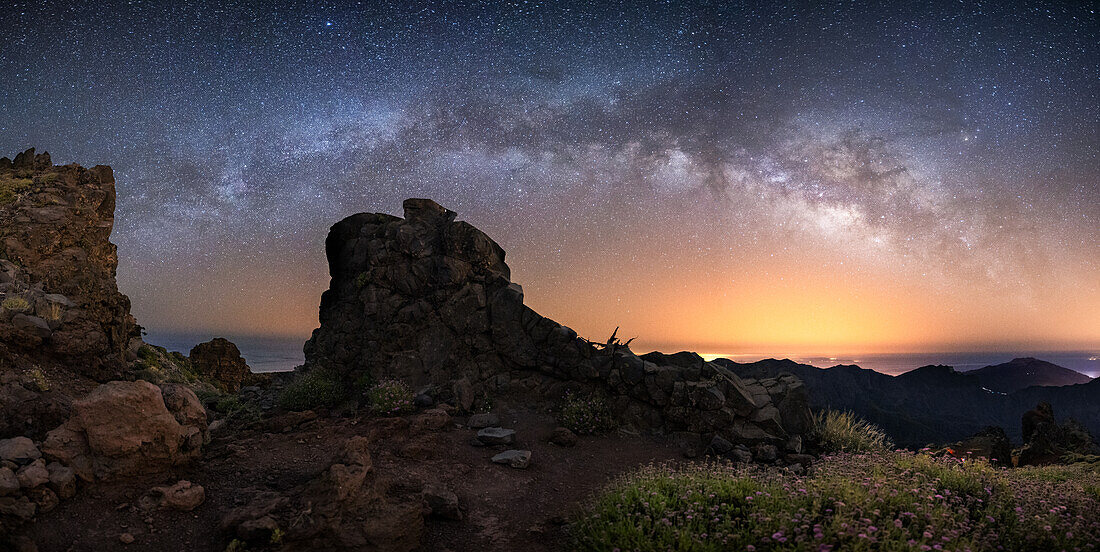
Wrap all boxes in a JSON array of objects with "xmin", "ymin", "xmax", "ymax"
[
  {"xmin": 189, "ymin": 338, "xmax": 252, "ymax": 392},
  {"xmin": 304, "ymin": 198, "xmax": 811, "ymax": 448},
  {"xmin": 0, "ymin": 148, "xmax": 139, "ymax": 381},
  {"xmin": 40, "ymin": 380, "xmax": 207, "ymax": 481}
]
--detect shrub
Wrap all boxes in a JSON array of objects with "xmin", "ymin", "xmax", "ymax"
[
  {"xmin": 2, "ymin": 296, "xmax": 31, "ymax": 312},
  {"xmin": 41, "ymin": 302, "xmax": 63, "ymax": 322},
  {"xmin": 215, "ymin": 395, "xmax": 263, "ymax": 426},
  {"xmin": 558, "ymin": 391, "xmax": 615, "ymax": 435},
  {"xmin": 27, "ymin": 367, "xmax": 49, "ymax": 392},
  {"xmin": 0, "ymin": 177, "xmax": 33, "ymax": 204},
  {"xmin": 279, "ymin": 368, "xmax": 342, "ymax": 411},
  {"xmin": 355, "ymin": 271, "xmax": 370, "ymax": 289},
  {"xmin": 365, "ymin": 379, "xmax": 414, "ymax": 415},
  {"xmin": 812, "ymin": 409, "xmax": 893, "ymax": 453},
  {"xmin": 573, "ymin": 451, "xmax": 1100, "ymax": 551}
]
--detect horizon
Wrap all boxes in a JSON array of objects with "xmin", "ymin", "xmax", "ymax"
[{"xmin": 3, "ymin": 1, "xmax": 1097, "ymax": 356}]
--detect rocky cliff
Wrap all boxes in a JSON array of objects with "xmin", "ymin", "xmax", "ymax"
[
  {"xmin": 0, "ymin": 148, "xmax": 138, "ymax": 380},
  {"xmin": 304, "ymin": 198, "xmax": 811, "ymax": 451}
]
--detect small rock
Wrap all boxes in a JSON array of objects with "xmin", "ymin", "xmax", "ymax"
[
  {"xmin": 785, "ymin": 435, "xmax": 803, "ymax": 454},
  {"xmin": 491, "ymin": 450, "xmax": 531, "ymax": 469},
  {"xmin": 452, "ymin": 378, "xmax": 474, "ymax": 412},
  {"xmin": 549, "ymin": 427, "xmax": 577, "ymax": 447},
  {"xmin": 411, "ymin": 408, "xmax": 450, "ymax": 433},
  {"xmin": 729, "ymin": 445, "xmax": 753, "ymax": 464},
  {"xmin": 786, "ymin": 453, "xmax": 814, "ymax": 468},
  {"xmin": 787, "ymin": 462, "xmax": 805, "ymax": 475},
  {"xmin": 28, "ymin": 486, "xmax": 59, "ymax": 513},
  {"xmin": 476, "ymin": 427, "xmax": 516, "ymax": 446},
  {"xmin": 753, "ymin": 444, "xmax": 778, "ymax": 463},
  {"xmin": 0, "ymin": 496, "xmax": 36, "ymax": 520},
  {"xmin": 119, "ymin": 533, "xmax": 135, "ymax": 544},
  {"xmin": 706, "ymin": 435, "xmax": 733, "ymax": 455},
  {"xmin": 46, "ymin": 462, "xmax": 76, "ymax": 499},
  {"xmin": 467, "ymin": 412, "xmax": 500, "ymax": 429},
  {"xmin": 413, "ymin": 393, "xmax": 434, "ymax": 408},
  {"xmin": 422, "ymin": 482, "xmax": 462, "ymax": 520},
  {"xmin": 237, "ymin": 515, "xmax": 279, "ymax": 543},
  {"xmin": 0, "ymin": 467, "xmax": 19, "ymax": 495},
  {"xmin": 0, "ymin": 436, "xmax": 41, "ymax": 465},
  {"xmin": 17, "ymin": 459, "xmax": 49, "ymax": 489},
  {"xmin": 152, "ymin": 480, "xmax": 205, "ymax": 511}
]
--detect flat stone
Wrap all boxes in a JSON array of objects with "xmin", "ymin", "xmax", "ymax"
[
  {"xmin": 491, "ymin": 449, "xmax": 531, "ymax": 469},
  {"xmin": 476, "ymin": 427, "xmax": 515, "ymax": 446}
]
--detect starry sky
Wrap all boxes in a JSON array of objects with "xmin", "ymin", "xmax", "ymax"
[{"xmin": 1, "ymin": 0, "xmax": 1097, "ymax": 355}]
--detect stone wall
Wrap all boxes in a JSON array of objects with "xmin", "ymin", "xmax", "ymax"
[{"xmin": 305, "ymin": 199, "xmax": 811, "ymax": 450}]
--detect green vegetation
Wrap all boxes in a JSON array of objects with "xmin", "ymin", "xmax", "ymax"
[
  {"xmin": 355, "ymin": 271, "xmax": 371, "ymax": 289},
  {"xmin": 279, "ymin": 368, "xmax": 343, "ymax": 411},
  {"xmin": 27, "ymin": 367, "xmax": 49, "ymax": 392},
  {"xmin": 573, "ymin": 452, "xmax": 1100, "ymax": 551},
  {"xmin": 558, "ymin": 391, "xmax": 615, "ymax": 435},
  {"xmin": 365, "ymin": 378, "xmax": 415, "ymax": 415},
  {"xmin": 214, "ymin": 395, "xmax": 263, "ymax": 426},
  {"xmin": 0, "ymin": 176, "xmax": 33, "ymax": 204},
  {"xmin": 1, "ymin": 296, "xmax": 31, "ymax": 312},
  {"xmin": 811, "ymin": 409, "xmax": 894, "ymax": 453}
]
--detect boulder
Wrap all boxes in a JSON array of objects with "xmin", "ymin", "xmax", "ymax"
[
  {"xmin": 945, "ymin": 426, "xmax": 1013, "ymax": 465},
  {"xmin": 41, "ymin": 380, "xmax": 205, "ymax": 479},
  {"xmin": 491, "ymin": 450, "xmax": 531, "ymax": 469},
  {"xmin": 189, "ymin": 338, "xmax": 251, "ymax": 392},
  {"xmin": 0, "ymin": 437, "xmax": 41, "ymax": 465}
]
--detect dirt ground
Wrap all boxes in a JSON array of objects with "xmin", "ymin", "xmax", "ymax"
[{"xmin": 24, "ymin": 405, "xmax": 683, "ymax": 552}]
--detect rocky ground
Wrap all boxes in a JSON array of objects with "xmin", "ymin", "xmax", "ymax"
[{"xmin": 20, "ymin": 400, "xmax": 683, "ymax": 551}]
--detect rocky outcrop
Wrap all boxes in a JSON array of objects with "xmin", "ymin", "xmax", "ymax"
[
  {"xmin": 304, "ymin": 198, "xmax": 811, "ymax": 450},
  {"xmin": 40, "ymin": 380, "xmax": 207, "ymax": 481},
  {"xmin": 1017, "ymin": 402, "xmax": 1100, "ymax": 466},
  {"xmin": 0, "ymin": 148, "xmax": 139, "ymax": 381},
  {"xmin": 940, "ymin": 426, "xmax": 1013, "ymax": 466},
  {"xmin": 189, "ymin": 337, "xmax": 252, "ymax": 392}
]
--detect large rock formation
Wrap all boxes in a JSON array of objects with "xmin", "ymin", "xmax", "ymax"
[
  {"xmin": 189, "ymin": 337, "xmax": 251, "ymax": 392},
  {"xmin": 0, "ymin": 148, "xmax": 139, "ymax": 380},
  {"xmin": 304, "ymin": 199, "xmax": 810, "ymax": 449}
]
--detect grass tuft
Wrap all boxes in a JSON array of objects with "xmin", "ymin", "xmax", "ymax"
[{"xmin": 812, "ymin": 409, "xmax": 894, "ymax": 453}]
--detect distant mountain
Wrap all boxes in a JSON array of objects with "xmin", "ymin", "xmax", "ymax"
[
  {"xmin": 714, "ymin": 357, "xmax": 1100, "ymax": 447},
  {"xmin": 966, "ymin": 357, "xmax": 1092, "ymax": 393}
]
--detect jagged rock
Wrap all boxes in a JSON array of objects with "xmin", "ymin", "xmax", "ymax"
[
  {"xmin": 11, "ymin": 314, "xmax": 50, "ymax": 339},
  {"xmin": 706, "ymin": 435, "xmax": 734, "ymax": 455},
  {"xmin": 41, "ymin": 380, "xmax": 206, "ymax": 480},
  {"xmin": 301, "ymin": 198, "xmax": 812, "ymax": 451},
  {"xmin": 549, "ymin": 427, "xmax": 577, "ymax": 447},
  {"xmin": 0, "ymin": 437, "xmax": 41, "ymax": 465},
  {"xmin": 729, "ymin": 445, "xmax": 753, "ymax": 464},
  {"xmin": 151, "ymin": 480, "xmax": 205, "ymax": 511},
  {"xmin": 753, "ymin": 444, "xmax": 778, "ymax": 463},
  {"xmin": 467, "ymin": 412, "xmax": 499, "ymax": 429},
  {"xmin": 410, "ymin": 408, "xmax": 450, "ymax": 433},
  {"xmin": 491, "ymin": 449, "xmax": 531, "ymax": 469},
  {"xmin": 476, "ymin": 427, "xmax": 515, "ymax": 446},
  {"xmin": 422, "ymin": 482, "xmax": 462, "ymax": 520},
  {"xmin": 1017, "ymin": 402, "xmax": 1100, "ymax": 466},
  {"xmin": 189, "ymin": 338, "xmax": 251, "ymax": 392}
]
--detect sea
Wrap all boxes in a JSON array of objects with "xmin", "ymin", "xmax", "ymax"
[{"xmin": 143, "ymin": 331, "xmax": 1100, "ymax": 379}]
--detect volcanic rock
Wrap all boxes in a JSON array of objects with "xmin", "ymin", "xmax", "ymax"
[
  {"xmin": 476, "ymin": 427, "xmax": 516, "ymax": 446},
  {"xmin": 0, "ymin": 437, "xmax": 41, "ymax": 466},
  {"xmin": 189, "ymin": 338, "xmax": 252, "ymax": 392},
  {"xmin": 491, "ymin": 450, "xmax": 531, "ymax": 469}
]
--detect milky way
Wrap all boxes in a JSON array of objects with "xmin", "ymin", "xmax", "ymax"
[{"xmin": 1, "ymin": 1, "xmax": 1096, "ymax": 353}]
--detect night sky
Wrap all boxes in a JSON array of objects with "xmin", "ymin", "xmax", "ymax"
[{"xmin": 1, "ymin": 1, "xmax": 1096, "ymax": 355}]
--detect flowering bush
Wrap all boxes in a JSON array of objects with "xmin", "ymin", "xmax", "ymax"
[
  {"xmin": 278, "ymin": 368, "xmax": 342, "ymax": 411},
  {"xmin": 366, "ymin": 379, "xmax": 414, "ymax": 415},
  {"xmin": 573, "ymin": 451, "xmax": 1100, "ymax": 551},
  {"xmin": 559, "ymin": 391, "xmax": 615, "ymax": 435},
  {"xmin": 812, "ymin": 409, "xmax": 894, "ymax": 453}
]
